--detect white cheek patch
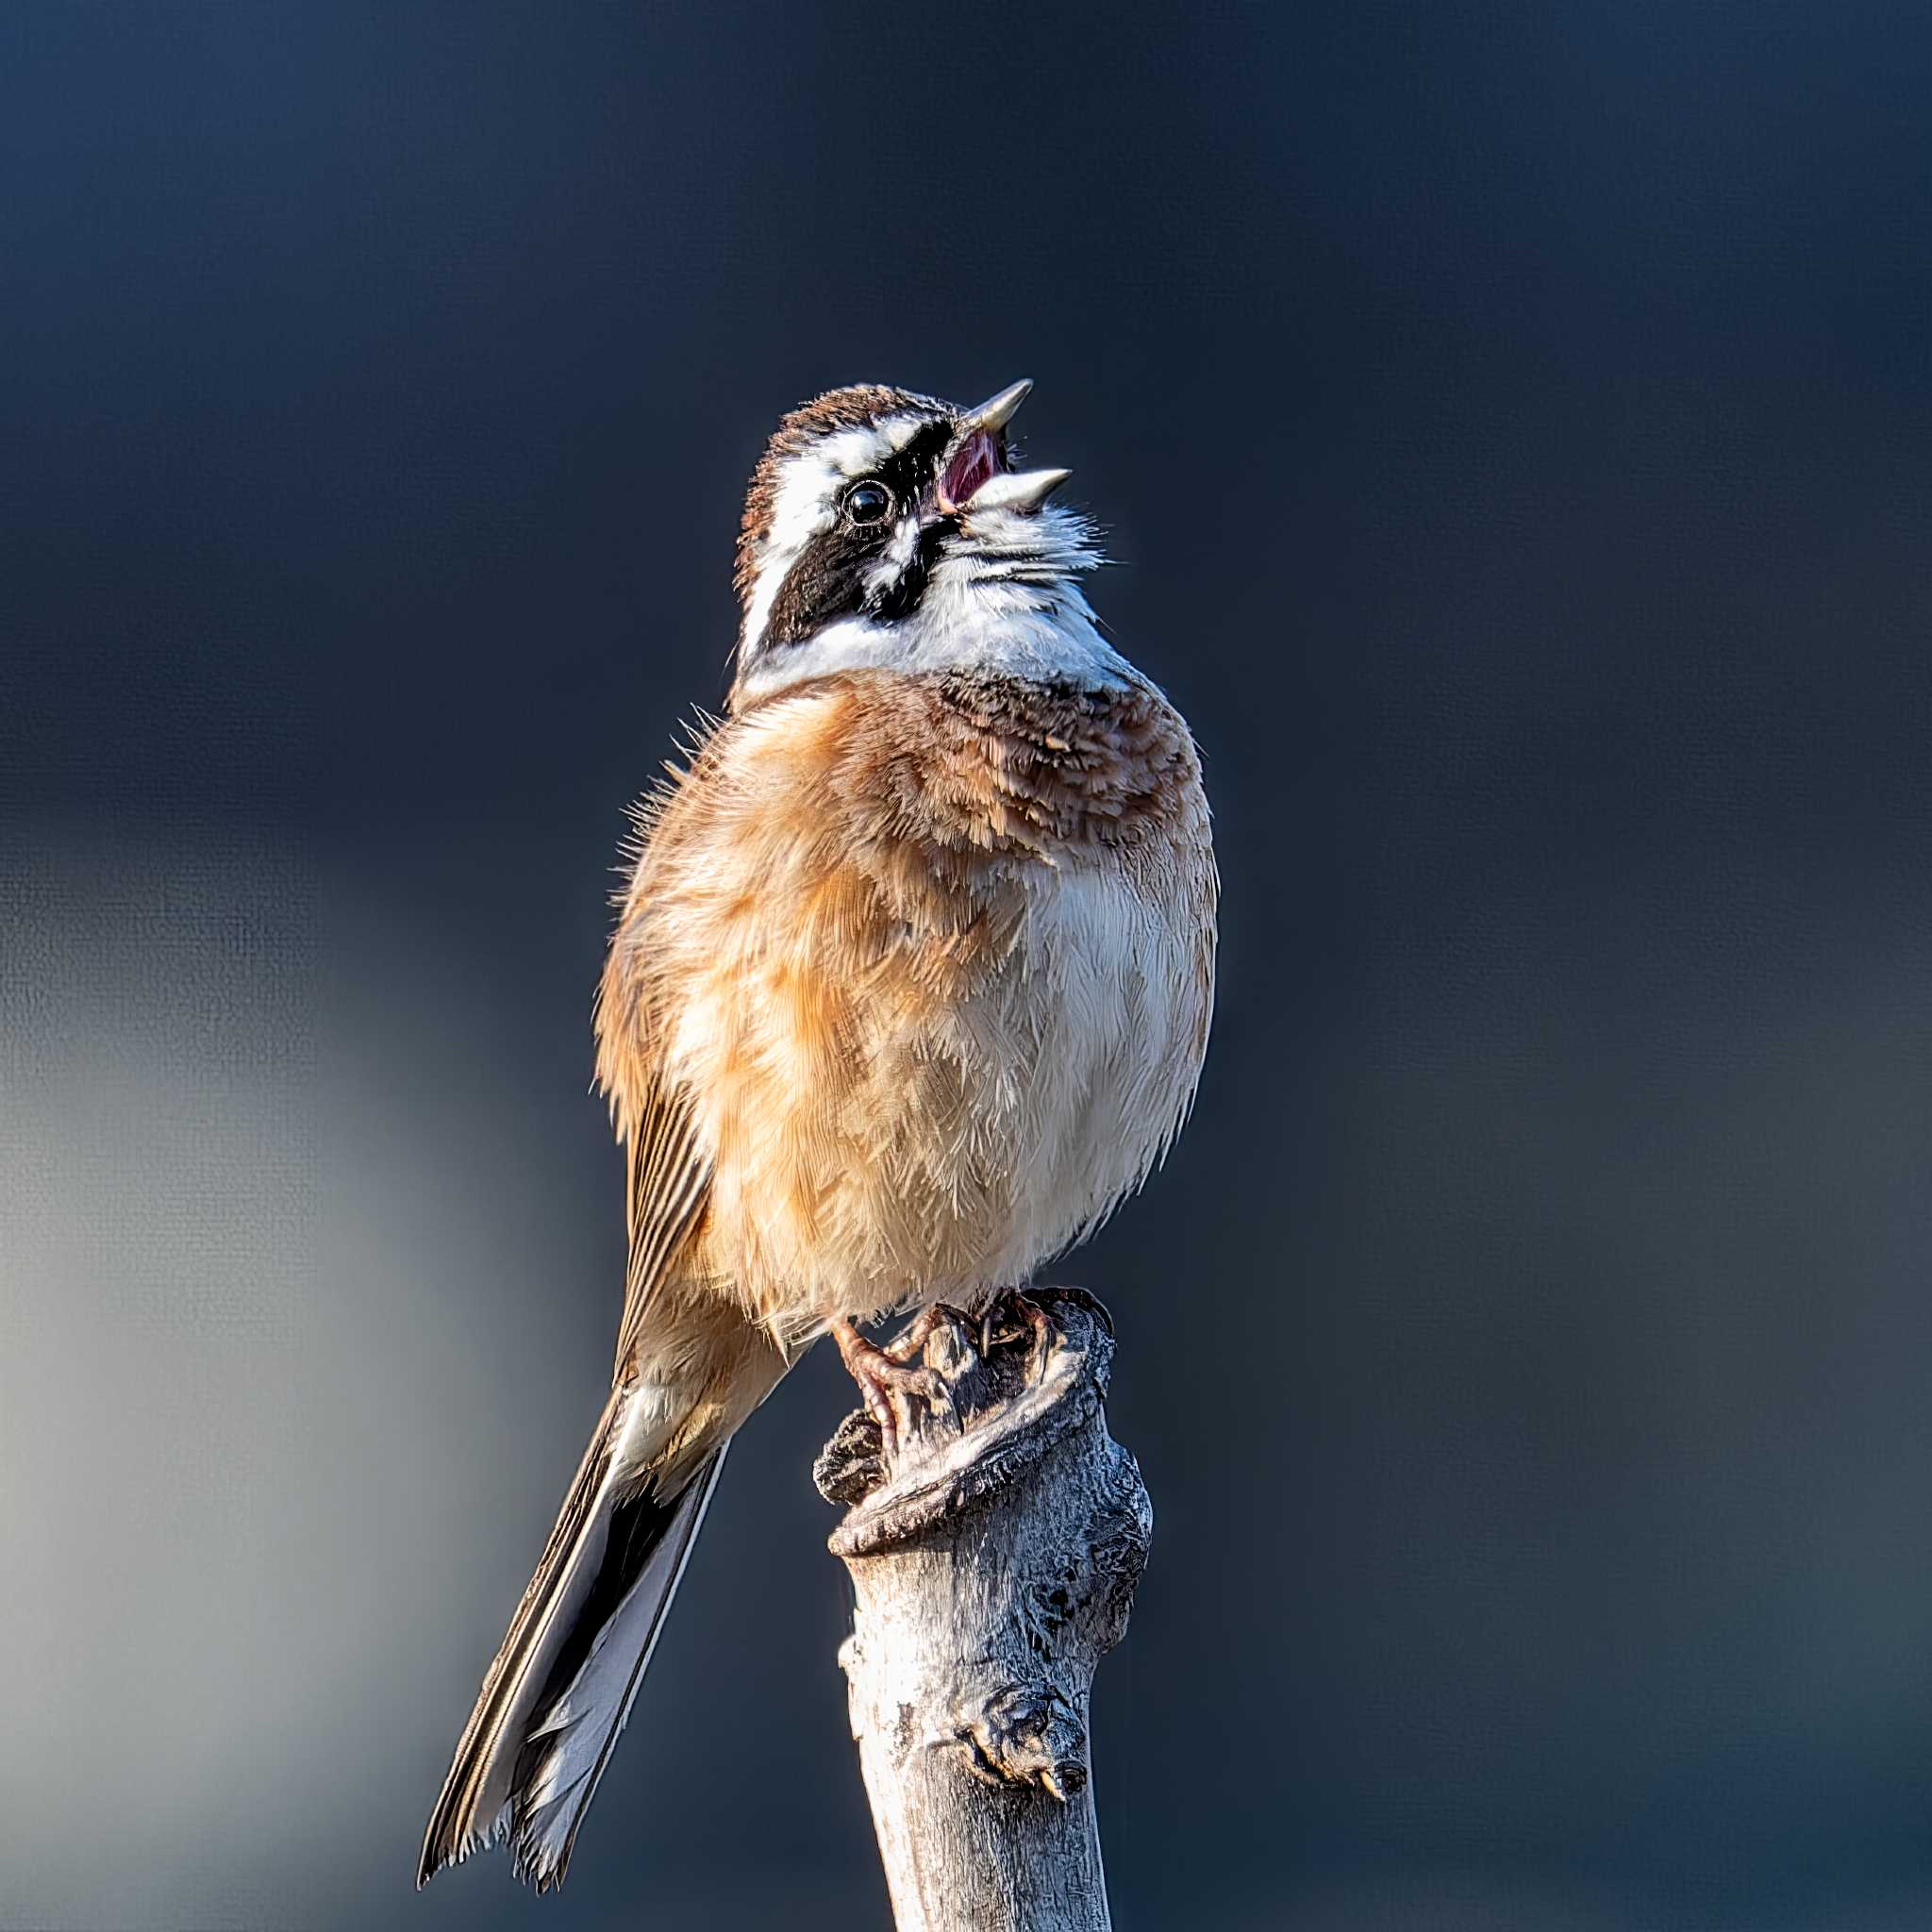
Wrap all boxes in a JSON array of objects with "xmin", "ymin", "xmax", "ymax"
[{"xmin": 741, "ymin": 413, "xmax": 932, "ymax": 657}]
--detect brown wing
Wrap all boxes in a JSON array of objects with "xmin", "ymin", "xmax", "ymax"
[
  {"xmin": 593, "ymin": 713, "xmax": 728, "ymax": 1383},
  {"xmin": 608, "ymin": 1071, "xmax": 708, "ymax": 1377}
]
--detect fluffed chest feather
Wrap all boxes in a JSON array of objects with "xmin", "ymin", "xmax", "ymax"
[{"xmin": 601, "ymin": 672, "xmax": 1216, "ymax": 1334}]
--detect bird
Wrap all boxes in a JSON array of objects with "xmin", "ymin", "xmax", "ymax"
[{"xmin": 417, "ymin": 377, "xmax": 1217, "ymax": 1892}]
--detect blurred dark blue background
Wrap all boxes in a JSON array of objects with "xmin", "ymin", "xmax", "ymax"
[{"xmin": 5, "ymin": 3, "xmax": 1932, "ymax": 1926}]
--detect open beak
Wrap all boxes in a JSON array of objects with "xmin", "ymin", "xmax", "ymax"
[
  {"xmin": 934, "ymin": 377, "xmax": 1073, "ymax": 517},
  {"xmin": 959, "ymin": 376, "xmax": 1034, "ymax": 435}
]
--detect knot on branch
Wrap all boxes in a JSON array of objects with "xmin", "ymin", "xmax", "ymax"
[
  {"xmin": 813, "ymin": 1289, "xmax": 1120, "ymax": 1559},
  {"xmin": 954, "ymin": 1676, "xmax": 1089, "ymax": 1803}
]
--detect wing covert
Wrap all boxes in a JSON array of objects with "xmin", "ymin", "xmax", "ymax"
[{"xmin": 610, "ymin": 1074, "xmax": 709, "ymax": 1376}]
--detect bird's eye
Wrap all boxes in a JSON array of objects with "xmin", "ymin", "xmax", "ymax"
[{"xmin": 842, "ymin": 480, "xmax": 892, "ymax": 525}]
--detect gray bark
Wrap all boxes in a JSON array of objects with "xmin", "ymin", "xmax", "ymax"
[{"xmin": 813, "ymin": 1290, "xmax": 1152, "ymax": 1932}]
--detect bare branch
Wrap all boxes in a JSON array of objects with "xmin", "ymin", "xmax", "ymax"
[{"xmin": 816, "ymin": 1291, "xmax": 1152, "ymax": 1932}]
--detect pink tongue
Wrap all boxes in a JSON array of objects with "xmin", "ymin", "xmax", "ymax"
[{"xmin": 941, "ymin": 428, "xmax": 1002, "ymax": 508}]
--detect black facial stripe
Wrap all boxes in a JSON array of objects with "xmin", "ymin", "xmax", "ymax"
[
  {"xmin": 763, "ymin": 522, "xmax": 891, "ymax": 646},
  {"xmin": 872, "ymin": 418, "xmax": 955, "ymax": 508},
  {"xmin": 870, "ymin": 521, "xmax": 946, "ymax": 623},
  {"xmin": 759, "ymin": 416, "xmax": 958, "ymax": 649}
]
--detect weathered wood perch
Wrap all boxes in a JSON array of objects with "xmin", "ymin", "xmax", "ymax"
[{"xmin": 813, "ymin": 1289, "xmax": 1152, "ymax": 1932}]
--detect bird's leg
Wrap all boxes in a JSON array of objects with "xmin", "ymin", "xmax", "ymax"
[
  {"xmin": 883, "ymin": 1303, "xmax": 962, "ymax": 1364},
  {"xmin": 830, "ymin": 1316, "xmax": 944, "ymax": 1455}
]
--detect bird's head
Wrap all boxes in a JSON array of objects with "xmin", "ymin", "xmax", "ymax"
[{"xmin": 729, "ymin": 379, "xmax": 1122, "ymax": 708}]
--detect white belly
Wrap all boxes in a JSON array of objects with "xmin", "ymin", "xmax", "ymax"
[{"xmin": 963, "ymin": 858, "xmax": 1205, "ymax": 1280}]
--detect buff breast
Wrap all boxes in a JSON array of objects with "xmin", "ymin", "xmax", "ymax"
[{"xmin": 608, "ymin": 669, "xmax": 1214, "ymax": 1341}]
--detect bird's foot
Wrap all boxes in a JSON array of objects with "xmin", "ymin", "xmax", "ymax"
[
  {"xmin": 814, "ymin": 1287, "xmax": 1122, "ymax": 1541},
  {"xmin": 978, "ymin": 1291, "xmax": 1055, "ymax": 1379},
  {"xmin": 882, "ymin": 1303, "xmax": 963, "ymax": 1364},
  {"xmin": 828, "ymin": 1295, "xmax": 1048, "ymax": 1458},
  {"xmin": 830, "ymin": 1316, "xmax": 955, "ymax": 1455}
]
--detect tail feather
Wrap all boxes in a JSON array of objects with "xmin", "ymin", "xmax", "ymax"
[
  {"xmin": 418, "ymin": 1387, "xmax": 726, "ymax": 1892},
  {"xmin": 508, "ymin": 1453, "xmax": 724, "ymax": 1889}
]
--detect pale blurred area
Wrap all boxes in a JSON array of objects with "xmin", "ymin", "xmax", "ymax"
[
  {"xmin": 0, "ymin": 835, "xmax": 876, "ymax": 1929},
  {"xmin": 1, "ymin": 836, "xmax": 332, "ymax": 1929}
]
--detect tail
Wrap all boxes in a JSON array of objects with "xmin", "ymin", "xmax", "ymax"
[{"xmin": 418, "ymin": 1386, "xmax": 728, "ymax": 1892}]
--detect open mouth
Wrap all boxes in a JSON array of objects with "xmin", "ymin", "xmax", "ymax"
[
  {"xmin": 937, "ymin": 428, "xmax": 1005, "ymax": 514},
  {"xmin": 930, "ymin": 380, "xmax": 1072, "ymax": 520}
]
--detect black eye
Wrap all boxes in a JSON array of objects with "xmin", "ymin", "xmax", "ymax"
[{"xmin": 842, "ymin": 479, "xmax": 892, "ymax": 525}]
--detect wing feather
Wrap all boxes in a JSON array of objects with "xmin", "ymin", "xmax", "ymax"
[
  {"xmin": 594, "ymin": 709, "xmax": 728, "ymax": 1381},
  {"xmin": 610, "ymin": 1078, "xmax": 708, "ymax": 1375}
]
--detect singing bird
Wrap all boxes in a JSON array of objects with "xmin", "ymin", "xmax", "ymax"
[{"xmin": 418, "ymin": 379, "xmax": 1217, "ymax": 1891}]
